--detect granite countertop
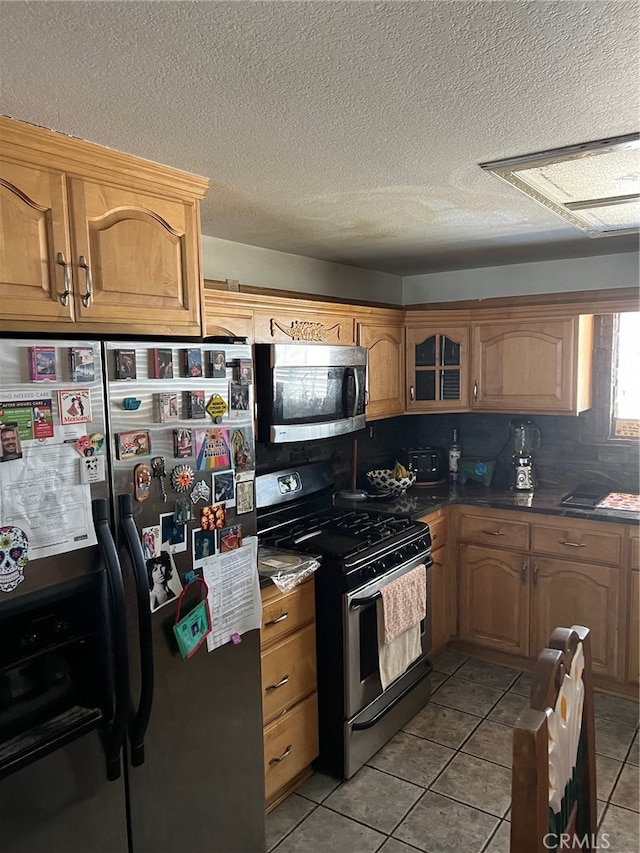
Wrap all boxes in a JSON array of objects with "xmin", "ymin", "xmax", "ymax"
[{"xmin": 335, "ymin": 483, "xmax": 640, "ymax": 526}]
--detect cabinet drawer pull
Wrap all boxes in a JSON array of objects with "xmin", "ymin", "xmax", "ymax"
[
  {"xmin": 79, "ymin": 255, "xmax": 93, "ymax": 307},
  {"xmin": 533, "ymin": 565, "xmax": 538, "ymax": 586},
  {"xmin": 520, "ymin": 563, "xmax": 526, "ymax": 585},
  {"xmin": 473, "ymin": 380, "xmax": 478, "ymax": 402},
  {"xmin": 559, "ymin": 541, "xmax": 586, "ymax": 548},
  {"xmin": 409, "ymin": 385, "xmax": 415, "ymax": 402},
  {"xmin": 269, "ymin": 744, "xmax": 292, "ymax": 765},
  {"xmin": 266, "ymin": 675, "xmax": 290, "ymax": 691},
  {"xmin": 481, "ymin": 530, "xmax": 505, "ymax": 537},
  {"xmin": 56, "ymin": 252, "xmax": 72, "ymax": 306},
  {"xmin": 265, "ymin": 612, "xmax": 288, "ymax": 626}
]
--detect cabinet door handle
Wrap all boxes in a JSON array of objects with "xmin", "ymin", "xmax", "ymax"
[
  {"xmin": 79, "ymin": 255, "xmax": 93, "ymax": 307},
  {"xmin": 481, "ymin": 530, "xmax": 505, "ymax": 537},
  {"xmin": 520, "ymin": 562, "xmax": 527, "ymax": 585},
  {"xmin": 266, "ymin": 675, "xmax": 290, "ymax": 691},
  {"xmin": 268, "ymin": 744, "xmax": 292, "ymax": 765},
  {"xmin": 409, "ymin": 385, "xmax": 415, "ymax": 402},
  {"xmin": 533, "ymin": 565, "xmax": 538, "ymax": 586},
  {"xmin": 56, "ymin": 252, "xmax": 72, "ymax": 306},
  {"xmin": 265, "ymin": 611, "xmax": 288, "ymax": 626},
  {"xmin": 473, "ymin": 380, "xmax": 478, "ymax": 402},
  {"xmin": 559, "ymin": 540, "xmax": 586, "ymax": 548}
]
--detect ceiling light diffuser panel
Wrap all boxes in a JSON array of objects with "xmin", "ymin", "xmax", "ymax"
[{"xmin": 481, "ymin": 134, "xmax": 640, "ymax": 237}]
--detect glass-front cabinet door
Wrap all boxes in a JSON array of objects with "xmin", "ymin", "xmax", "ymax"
[{"xmin": 405, "ymin": 325, "xmax": 470, "ymax": 411}]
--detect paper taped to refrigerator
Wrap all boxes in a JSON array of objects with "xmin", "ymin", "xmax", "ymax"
[
  {"xmin": 0, "ymin": 443, "xmax": 97, "ymax": 558},
  {"xmin": 203, "ymin": 536, "xmax": 261, "ymax": 652}
]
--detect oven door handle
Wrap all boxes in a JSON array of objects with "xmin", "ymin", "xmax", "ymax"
[
  {"xmin": 352, "ymin": 660, "xmax": 434, "ymax": 731},
  {"xmin": 350, "ymin": 592, "xmax": 382, "ymax": 609},
  {"xmin": 349, "ymin": 556, "xmax": 433, "ymax": 609}
]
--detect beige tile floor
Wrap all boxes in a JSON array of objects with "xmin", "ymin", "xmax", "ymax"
[{"xmin": 266, "ymin": 653, "xmax": 640, "ymax": 853}]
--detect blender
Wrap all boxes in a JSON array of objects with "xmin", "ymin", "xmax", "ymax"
[{"xmin": 508, "ymin": 420, "xmax": 541, "ymax": 490}]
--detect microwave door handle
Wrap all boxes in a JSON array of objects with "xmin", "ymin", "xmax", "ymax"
[
  {"xmin": 92, "ymin": 498, "xmax": 129, "ymax": 782},
  {"xmin": 343, "ymin": 367, "xmax": 359, "ymax": 418},
  {"xmin": 119, "ymin": 493, "xmax": 155, "ymax": 768}
]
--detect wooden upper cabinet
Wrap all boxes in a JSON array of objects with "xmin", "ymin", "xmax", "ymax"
[
  {"xmin": 470, "ymin": 317, "xmax": 594, "ymax": 414},
  {"xmin": 405, "ymin": 325, "xmax": 470, "ymax": 412},
  {"xmin": 357, "ymin": 320, "xmax": 405, "ymax": 420},
  {"xmin": 0, "ymin": 117, "xmax": 208, "ymax": 336},
  {"xmin": 0, "ymin": 160, "xmax": 74, "ymax": 322},
  {"xmin": 67, "ymin": 178, "xmax": 201, "ymax": 333}
]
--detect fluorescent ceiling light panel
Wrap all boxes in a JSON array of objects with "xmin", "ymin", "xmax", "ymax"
[{"xmin": 481, "ymin": 134, "xmax": 640, "ymax": 237}]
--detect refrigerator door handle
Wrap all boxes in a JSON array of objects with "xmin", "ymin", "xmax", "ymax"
[
  {"xmin": 92, "ymin": 498, "xmax": 129, "ymax": 782},
  {"xmin": 119, "ymin": 493, "xmax": 154, "ymax": 767}
]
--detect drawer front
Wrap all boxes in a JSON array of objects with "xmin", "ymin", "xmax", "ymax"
[
  {"xmin": 261, "ymin": 579, "xmax": 315, "ymax": 648},
  {"xmin": 531, "ymin": 521, "xmax": 623, "ymax": 566},
  {"xmin": 261, "ymin": 623, "xmax": 317, "ymax": 724},
  {"xmin": 427, "ymin": 513, "xmax": 448, "ymax": 550},
  {"xmin": 263, "ymin": 692, "xmax": 319, "ymax": 802},
  {"xmin": 459, "ymin": 513, "xmax": 529, "ymax": 550}
]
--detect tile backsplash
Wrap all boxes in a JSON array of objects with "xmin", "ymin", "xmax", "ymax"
[{"xmin": 256, "ymin": 412, "xmax": 640, "ymax": 494}]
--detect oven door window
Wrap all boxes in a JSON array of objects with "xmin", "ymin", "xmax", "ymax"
[{"xmin": 274, "ymin": 365, "xmax": 365, "ymax": 425}]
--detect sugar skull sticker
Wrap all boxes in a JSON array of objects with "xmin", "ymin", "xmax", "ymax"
[{"xmin": 0, "ymin": 526, "xmax": 29, "ymax": 593}]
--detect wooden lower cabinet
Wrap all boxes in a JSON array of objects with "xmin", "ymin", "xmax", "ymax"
[
  {"xmin": 628, "ymin": 570, "xmax": 639, "ymax": 684},
  {"xmin": 454, "ymin": 507, "xmax": 634, "ymax": 689},
  {"xmin": 530, "ymin": 557, "xmax": 620, "ymax": 678},
  {"xmin": 421, "ymin": 510, "xmax": 450, "ymax": 657},
  {"xmin": 459, "ymin": 544, "xmax": 530, "ymax": 656},
  {"xmin": 260, "ymin": 579, "xmax": 318, "ymax": 812}
]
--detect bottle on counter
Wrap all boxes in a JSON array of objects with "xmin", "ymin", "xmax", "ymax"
[{"xmin": 448, "ymin": 428, "xmax": 462, "ymax": 482}]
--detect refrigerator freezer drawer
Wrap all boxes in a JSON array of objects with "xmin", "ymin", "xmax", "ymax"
[{"xmin": 263, "ymin": 692, "xmax": 319, "ymax": 803}]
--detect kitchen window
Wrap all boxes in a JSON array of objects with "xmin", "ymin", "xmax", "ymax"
[{"xmin": 611, "ymin": 312, "xmax": 640, "ymax": 439}]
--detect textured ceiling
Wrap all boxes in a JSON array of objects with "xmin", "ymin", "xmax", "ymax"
[{"xmin": 1, "ymin": 1, "xmax": 638, "ymax": 275}]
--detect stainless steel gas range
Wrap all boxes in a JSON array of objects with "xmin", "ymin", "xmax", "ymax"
[{"xmin": 256, "ymin": 463, "xmax": 433, "ymax": 780}]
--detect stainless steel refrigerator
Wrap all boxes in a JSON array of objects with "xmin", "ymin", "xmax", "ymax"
[{"xmin": 0, "ymin": 337, "xmax": 265, "ymax": 853}]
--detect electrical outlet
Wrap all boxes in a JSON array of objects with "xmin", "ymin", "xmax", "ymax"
[{"xmin": 226, "ymin": 278, "xmax": 240, "ymax": 292}]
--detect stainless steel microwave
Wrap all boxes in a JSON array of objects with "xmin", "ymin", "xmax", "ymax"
[{"xmin": 254, "ymin": 343, "xmax": 367, "ymax": 443}]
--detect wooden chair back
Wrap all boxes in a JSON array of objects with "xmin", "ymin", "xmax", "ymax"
[{"xmin": 511, "ymin": 625, "xmax": 597, "ymax": 852}]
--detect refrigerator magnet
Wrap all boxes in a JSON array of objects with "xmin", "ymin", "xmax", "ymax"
[
  {"xmin": 141, "ymin": 525, "xmax": 161, "ymax": 560},
  {"xmin": 134, "ymin": 463, "xmax": 152, "ymax": 501},
  {"xmin": 190, "ymin": 478, "xmax": 211, "ymax": 505},
  {"xmin": 174, "ymin": 499, "xmax": 192, "ymax": 525},
  {"xmin": 58, "ymin": 389, "xmax": 92, "ymax": 425},
  {"xmin": 170, "ymin": 464, "xmax": 194, "ymax": 493},
  {"xmin": 205, "ymin": 394, "xmax": 227, "ymax": 421},
  {"xmin": 116, "ymin": 430, "xmax": 151, "ymax": 461},
  {"xmin": 172, "ymin": 579, "xmax": 211, "ymax": 660},
  {"xmin": 0, "ymin": 525, "xmax": 29, "ymax": 593}
]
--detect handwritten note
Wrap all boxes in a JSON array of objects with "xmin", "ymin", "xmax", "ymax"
[{"xmin": 202, "ymin": 536, "xmax": 261, "ymax": 652}]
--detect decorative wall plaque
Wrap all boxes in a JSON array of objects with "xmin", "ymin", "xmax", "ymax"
[{"xmin": 270, "ymin": 319, "xmax": 341, "ymax": 342}]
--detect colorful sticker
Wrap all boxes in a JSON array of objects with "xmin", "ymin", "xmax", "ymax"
[{"xmin": 0, "ymin": 526, "xmax": 28, "ymax": 593}]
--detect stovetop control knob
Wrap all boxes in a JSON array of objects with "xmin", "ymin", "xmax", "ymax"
[{"xmin": 360, "ymin": 565, "xmax": 377, "ymax": 580}]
